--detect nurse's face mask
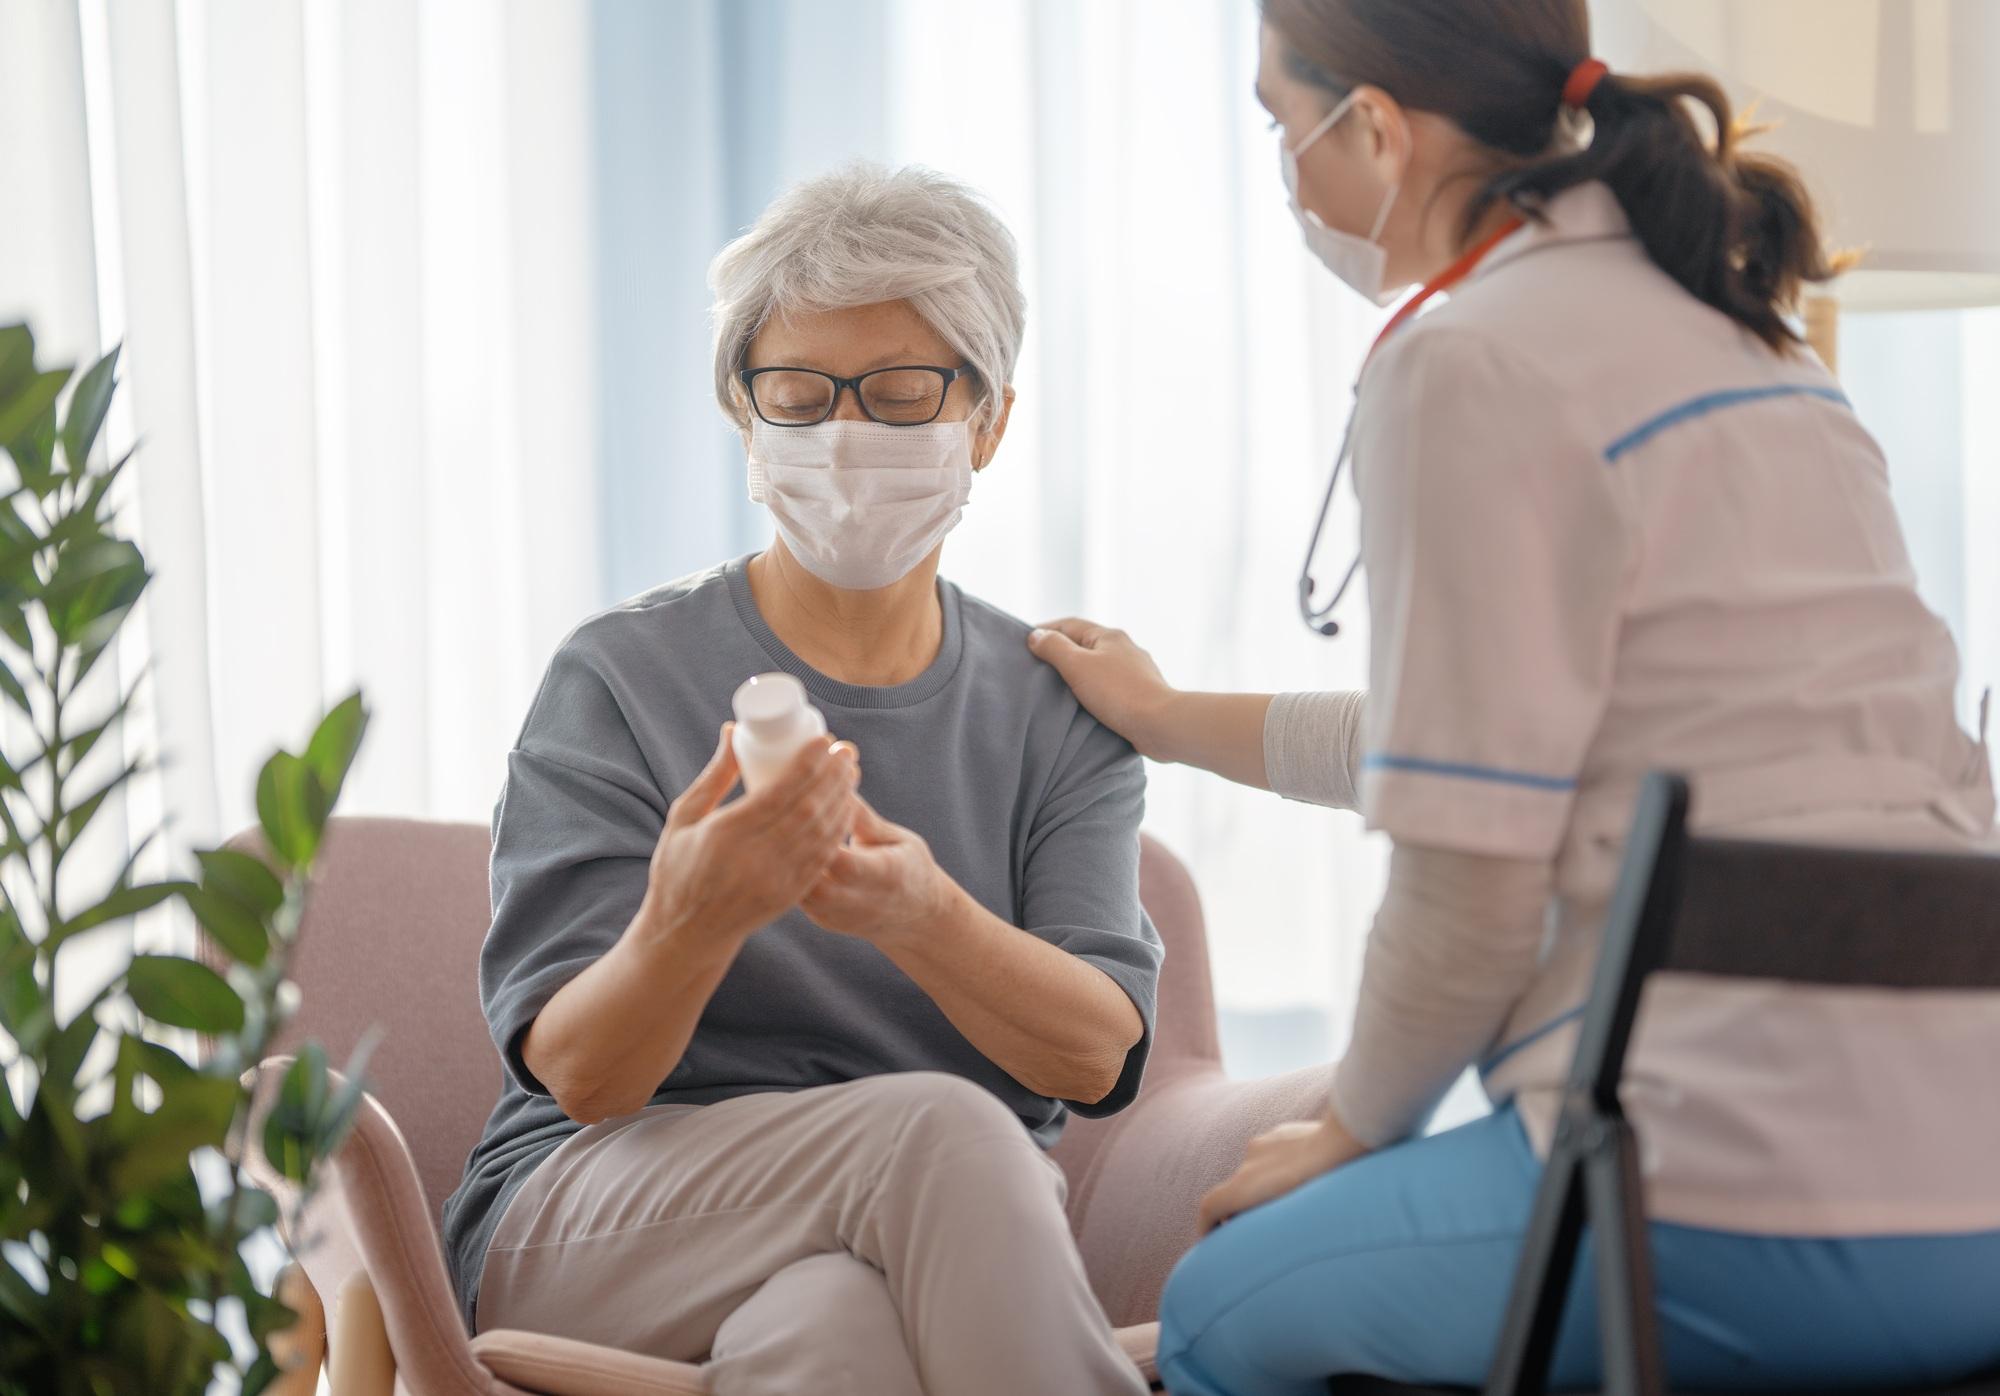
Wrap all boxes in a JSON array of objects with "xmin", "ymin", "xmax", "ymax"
[
  {"xmin": 1280, "ymin": 91, "xmax": 1404, "ymax": 306},
  {"xmin": 747, "ymin": 416, "xmax": 975, "ymax": 592}
]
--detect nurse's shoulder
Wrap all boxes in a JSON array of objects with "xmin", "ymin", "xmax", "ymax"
[{"xmin": 1417, "ymin": 183, "xmax": 1846, "ymax": 475}]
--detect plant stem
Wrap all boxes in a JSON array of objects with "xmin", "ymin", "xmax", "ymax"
[{"xmin": 41, "ymin": 644, "xmax": 63, "ymax": 1008}]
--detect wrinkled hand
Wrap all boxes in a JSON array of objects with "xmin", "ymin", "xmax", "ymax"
[
  {"xmin": 801, "ymin": 796, "xmax": 954, "ymax": 948},
  {"xmin": 1026, "ymin": 618, "xmax": 1177, "ymax": 759},
  {"xmin": 1197, "ymin": 1113, "xmax": 1372, "ymax": 1233},
  {"xmin": 642, "ymin": 724, "xmax": 860, "ymax": 952}
]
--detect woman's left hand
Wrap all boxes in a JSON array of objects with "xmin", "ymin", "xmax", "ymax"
[
  {"xmin": 802, "ymin": 796, "xmax": 956, "ymax": 947},
  {"xmin": 1197, "ymin": 1112, "xmax": 1373, "ymax": 1233}
]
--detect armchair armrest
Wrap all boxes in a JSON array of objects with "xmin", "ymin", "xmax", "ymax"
[
  {"xmin": 471, "ymin": 1329, "xmax": 706, "ymax": 1396},
  {"xmin": 1066, "ymin": 1062, "xmax": 1337, "ymax": 1327},
  {"xmin": 242, "ymin": 1058, "xmax": 526, "ymax": 1396}
]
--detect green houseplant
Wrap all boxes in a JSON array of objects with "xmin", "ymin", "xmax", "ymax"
[{"xmin": 0, "ymin": 322, "xmax": 373, "ymax": 1394}]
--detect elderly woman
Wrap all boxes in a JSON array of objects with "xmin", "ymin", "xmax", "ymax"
[{"xmin": 438, "ymin": 164, "xmax": 1159, "ymax": 1396}]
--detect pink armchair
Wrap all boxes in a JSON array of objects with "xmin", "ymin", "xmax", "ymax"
[{"xmin": 236, "ymin": 817, "xmax": 1333, "ymax": 1394}]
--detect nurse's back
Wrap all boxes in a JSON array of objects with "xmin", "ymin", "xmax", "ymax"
[
  {"xmin": 1439, "ymin": 180, "xmax": 1990, "ymax": 845},
  {"xmin": 1402, "ymin": 179, "xmax": 1999, "ymax": 1236}
]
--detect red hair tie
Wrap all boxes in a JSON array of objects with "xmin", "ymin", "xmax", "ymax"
[{"xmin": 1562, "ymin": 58, "xmax": 1610, "ymax": 109}]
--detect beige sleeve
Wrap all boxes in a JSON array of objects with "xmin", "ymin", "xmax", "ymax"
[
  {"xmin": 1262, "ymin": 690, "xmax": 1368, "ymax": 810},
  {"xmin": 1330, "ymin": 841, "xmax": 1553, "ymax": 1148}
]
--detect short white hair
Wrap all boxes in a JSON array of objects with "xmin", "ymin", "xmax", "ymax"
[{"xmin": 709, "ymin": 163, "xmax": 1026, "ymax": 431}]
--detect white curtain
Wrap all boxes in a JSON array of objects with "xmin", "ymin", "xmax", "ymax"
[
  {"xmin": 2, "ymin": 0, "xmax": 603, "ymax": 856},
  {"xmin": 3, "ymin": 0, "xmax": 1993, "ymax": 1080}
]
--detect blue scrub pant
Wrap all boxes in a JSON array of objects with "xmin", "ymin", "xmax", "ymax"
[{"xmin": 1157, "ymin": 1107, "xmax": 2000, "ymax": 1395}]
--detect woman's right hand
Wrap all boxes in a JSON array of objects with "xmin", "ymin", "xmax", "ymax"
[
  {"xmin": 525, "ymin": 727, "xmax": 857, "ymax": 1123},
  {"xmin": 641, "ymin": 723, "xmax": 860, "ymax": 953},
  {"xmin": 1027, "ymin": 618, "xmax": 1180, "ymax": 759}
]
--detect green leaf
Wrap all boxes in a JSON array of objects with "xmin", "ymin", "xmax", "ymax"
[
  {"xmin": 105, "ymin": 1069, "xmax": 240, "ymax": 1194},
  {"xmin": 0, "ymin": 600, "xmax": 29, "ymax": 653},
  {"xmin": 43, "ymin": 536, "xmax": 148, "ymax": 650},
  {"xmin": 197, "ymin": 847, "xmax": 284, "ymax": 917},
  {"xmin": 320, "ymin": 1026, "xmax": 383, "ymax": 1158},
  {"xmin": 56, "ymin": 756, "xmax": 148, "ymax": 857},
  {"xmin": 51, "ymin": 879, "xmax": 192, "ymax": 951},
  {"xmin": 65, "ymin": 558, "xmax": 147, "ymax": 698},
  {"xmin": 206, "ymin": 1183, "xmax": 279, "ymax": 1241},
  {"xmin": 77, "ymin": 442, "xmax": 135, "ymax": 524},
  {"xmin": 0, "ymin": 366, "xmax": 70, "ymax": 450},
  {"xmin": 23, "ymin": 1077, "xmax": 87, "ymax": 1169},
  {"xmin": 104, "ymin": 1286, "xmax": 200, "ymax": 1393},
  {"xmin": 254, "ymin": 753, "xmax": 328, "ymax": 870},
  {"xmin": 0, "ymin": 652, "xmax": 28, "ymax": 714},
  {"xmin": 242, "ymin": 1351, "xmax": 282, "ymax": 1396},
  {"xmin": 183, "ymin": 887, "xmax": 267, "ymax": 969},
  {"xmin": 132, "ymin": 1037, "xmax": 196, "ymax": 1083},
  {"xmin": 59, "ymin": 344, "xmax": 119, "ymax": 473},
  {"xmin": 0, "ymin": 940, "xmax": 45, "ymax": 1048},
  {"xmin": 0, "ymin": 1246, "xmax": 50, "ymax": 1339},
  {"xmin": 80, "ymin": 1253, "xmax": 128, "ymax": 1296},
  {"xmin": 185, "ymin": 849, "xmax": 281, "ymax": 968},
  {"xmin": 0, "ymin": 324, "xmax": 36, "ymax": 401},
  {"xmin": 5, "ymin": 397, "xmax": 59, "ymax": 492},
  {"xmin": 0, "ymin": 489, "xmax": 104, "ymax": 587},
  {"xmin": 55, "ymin": 685, "xmax": 138, "ymax": 775},
  {"xmin": 103, "ymin": 823, "xmax": 161, "ymax": 905},
  {"xmin": 42, "ymin": 993, "xmax": 106, "ymax": 1090},
  {"xmin": 303, "ymin": 692, "xmax": 369, "ymax": 807},
  {"xmin": 125, "ymin": 954, "xmax": 244, "ymax": 1034},
  {"xmin": 284, "ymin": 1042, "xmax": 330, "ymax": 1131},
  {"xmin": 261, "ymin": 1044, "xmax": 329, "ymax": 1184},
  {"xmin": 107, "ymin": 1031, "xmax": 146, "ymax": 1139},
  {"xmin": 0, "ymin": 490, "xmax": 35, "ymax": 546}
]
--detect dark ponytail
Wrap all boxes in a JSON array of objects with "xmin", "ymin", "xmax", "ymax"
[{"xmin": 1261, "ymin": 0, "xmax": 1845, "ymax": 352}]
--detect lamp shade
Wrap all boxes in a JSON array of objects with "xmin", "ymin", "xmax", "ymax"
[{"xmin": 1587, "ymin": 0, "xmax": 2000, "ymax": 310}]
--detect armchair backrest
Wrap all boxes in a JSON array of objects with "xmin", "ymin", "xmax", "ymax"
[{"xmin": 229, "ymin": 817, "xmax": 1222, "ymax": 1220}]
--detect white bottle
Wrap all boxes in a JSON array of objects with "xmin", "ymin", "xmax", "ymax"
[{"xmin": 730, "ymin": 672, "xmax": 828, "ymax": 792}]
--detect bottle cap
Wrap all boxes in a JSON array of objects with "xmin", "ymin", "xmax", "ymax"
[{"xmin": 733, "ymin": 672, "xmax": 809, "ymax": 739}]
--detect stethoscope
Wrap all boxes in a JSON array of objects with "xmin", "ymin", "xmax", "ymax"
[{"xmin": 1297, "ymin": 213, "xmax": 1528, "ymax": 637}]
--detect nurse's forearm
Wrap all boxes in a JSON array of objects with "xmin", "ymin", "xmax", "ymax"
[
  {"xmin": 876, "ymin": 885, "xmax": 1144, "ymax": 1106},
  {"xmin": 1143, "ymin": 691, "xmax": 1279, "ymax": 789},
  {"xmin": 1144, "ymin": 690, "xmax": 1368, "ymax": 809},
  {"xmin": 1331, "ymin": 841, "xmax": 1551, "ymax": 1148}
]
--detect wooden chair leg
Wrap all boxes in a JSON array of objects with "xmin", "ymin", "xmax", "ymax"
[
  {"xmin": 329, "ymin": 1271, "xmax": 397, "ymax": 1396},
  {"xmin": 266, "ymin": 1264, "xmax": 327, "ymax": 1396}
]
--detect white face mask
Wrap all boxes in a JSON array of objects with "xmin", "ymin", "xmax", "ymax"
[
  {"xmin": 748, "ymin": 418, "xmax": 975, "ymax": 590},
  {"xmin": 1280, "ymin": 91, "xmax": 1405, "ymax": 307}
]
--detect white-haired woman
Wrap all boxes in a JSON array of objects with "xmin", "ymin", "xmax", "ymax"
[{"xmin": 439, "ymin": 163, "xmax": 1159, "ymax": 1396}]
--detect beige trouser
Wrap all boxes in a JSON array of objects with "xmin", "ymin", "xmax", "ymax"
[{"xmin": 475, "ymin": 1071, "xmax": 1147, "ymax": 1396}]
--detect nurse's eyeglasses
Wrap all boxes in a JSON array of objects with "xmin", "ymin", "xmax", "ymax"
[{"xmin": 740, "ymin": 365, "xmax": 974, "ymax": 427}]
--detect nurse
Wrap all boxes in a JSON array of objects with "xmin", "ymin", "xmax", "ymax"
[{"xmin": 1026, "ymin": 1, "xmax": 2000, "ymax": 1392}]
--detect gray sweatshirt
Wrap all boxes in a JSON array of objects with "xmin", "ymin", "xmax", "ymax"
[{"xmin": 439, "ymin": 555, "xmax": 1163, "ymax": 1328}]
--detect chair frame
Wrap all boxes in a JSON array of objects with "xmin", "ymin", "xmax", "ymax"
[
  {"xmin": 1479, "ymin": 774, "xmax": 1683, "ymax": 1396},
  {"xmin": 1476, "ymin": 770, "xmax": 2000, "ymax": 1396}
]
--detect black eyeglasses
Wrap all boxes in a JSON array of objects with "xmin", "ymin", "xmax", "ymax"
[{"xmin": 739, "ymin": 364, "xmax": 973, "ymax": 427}]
